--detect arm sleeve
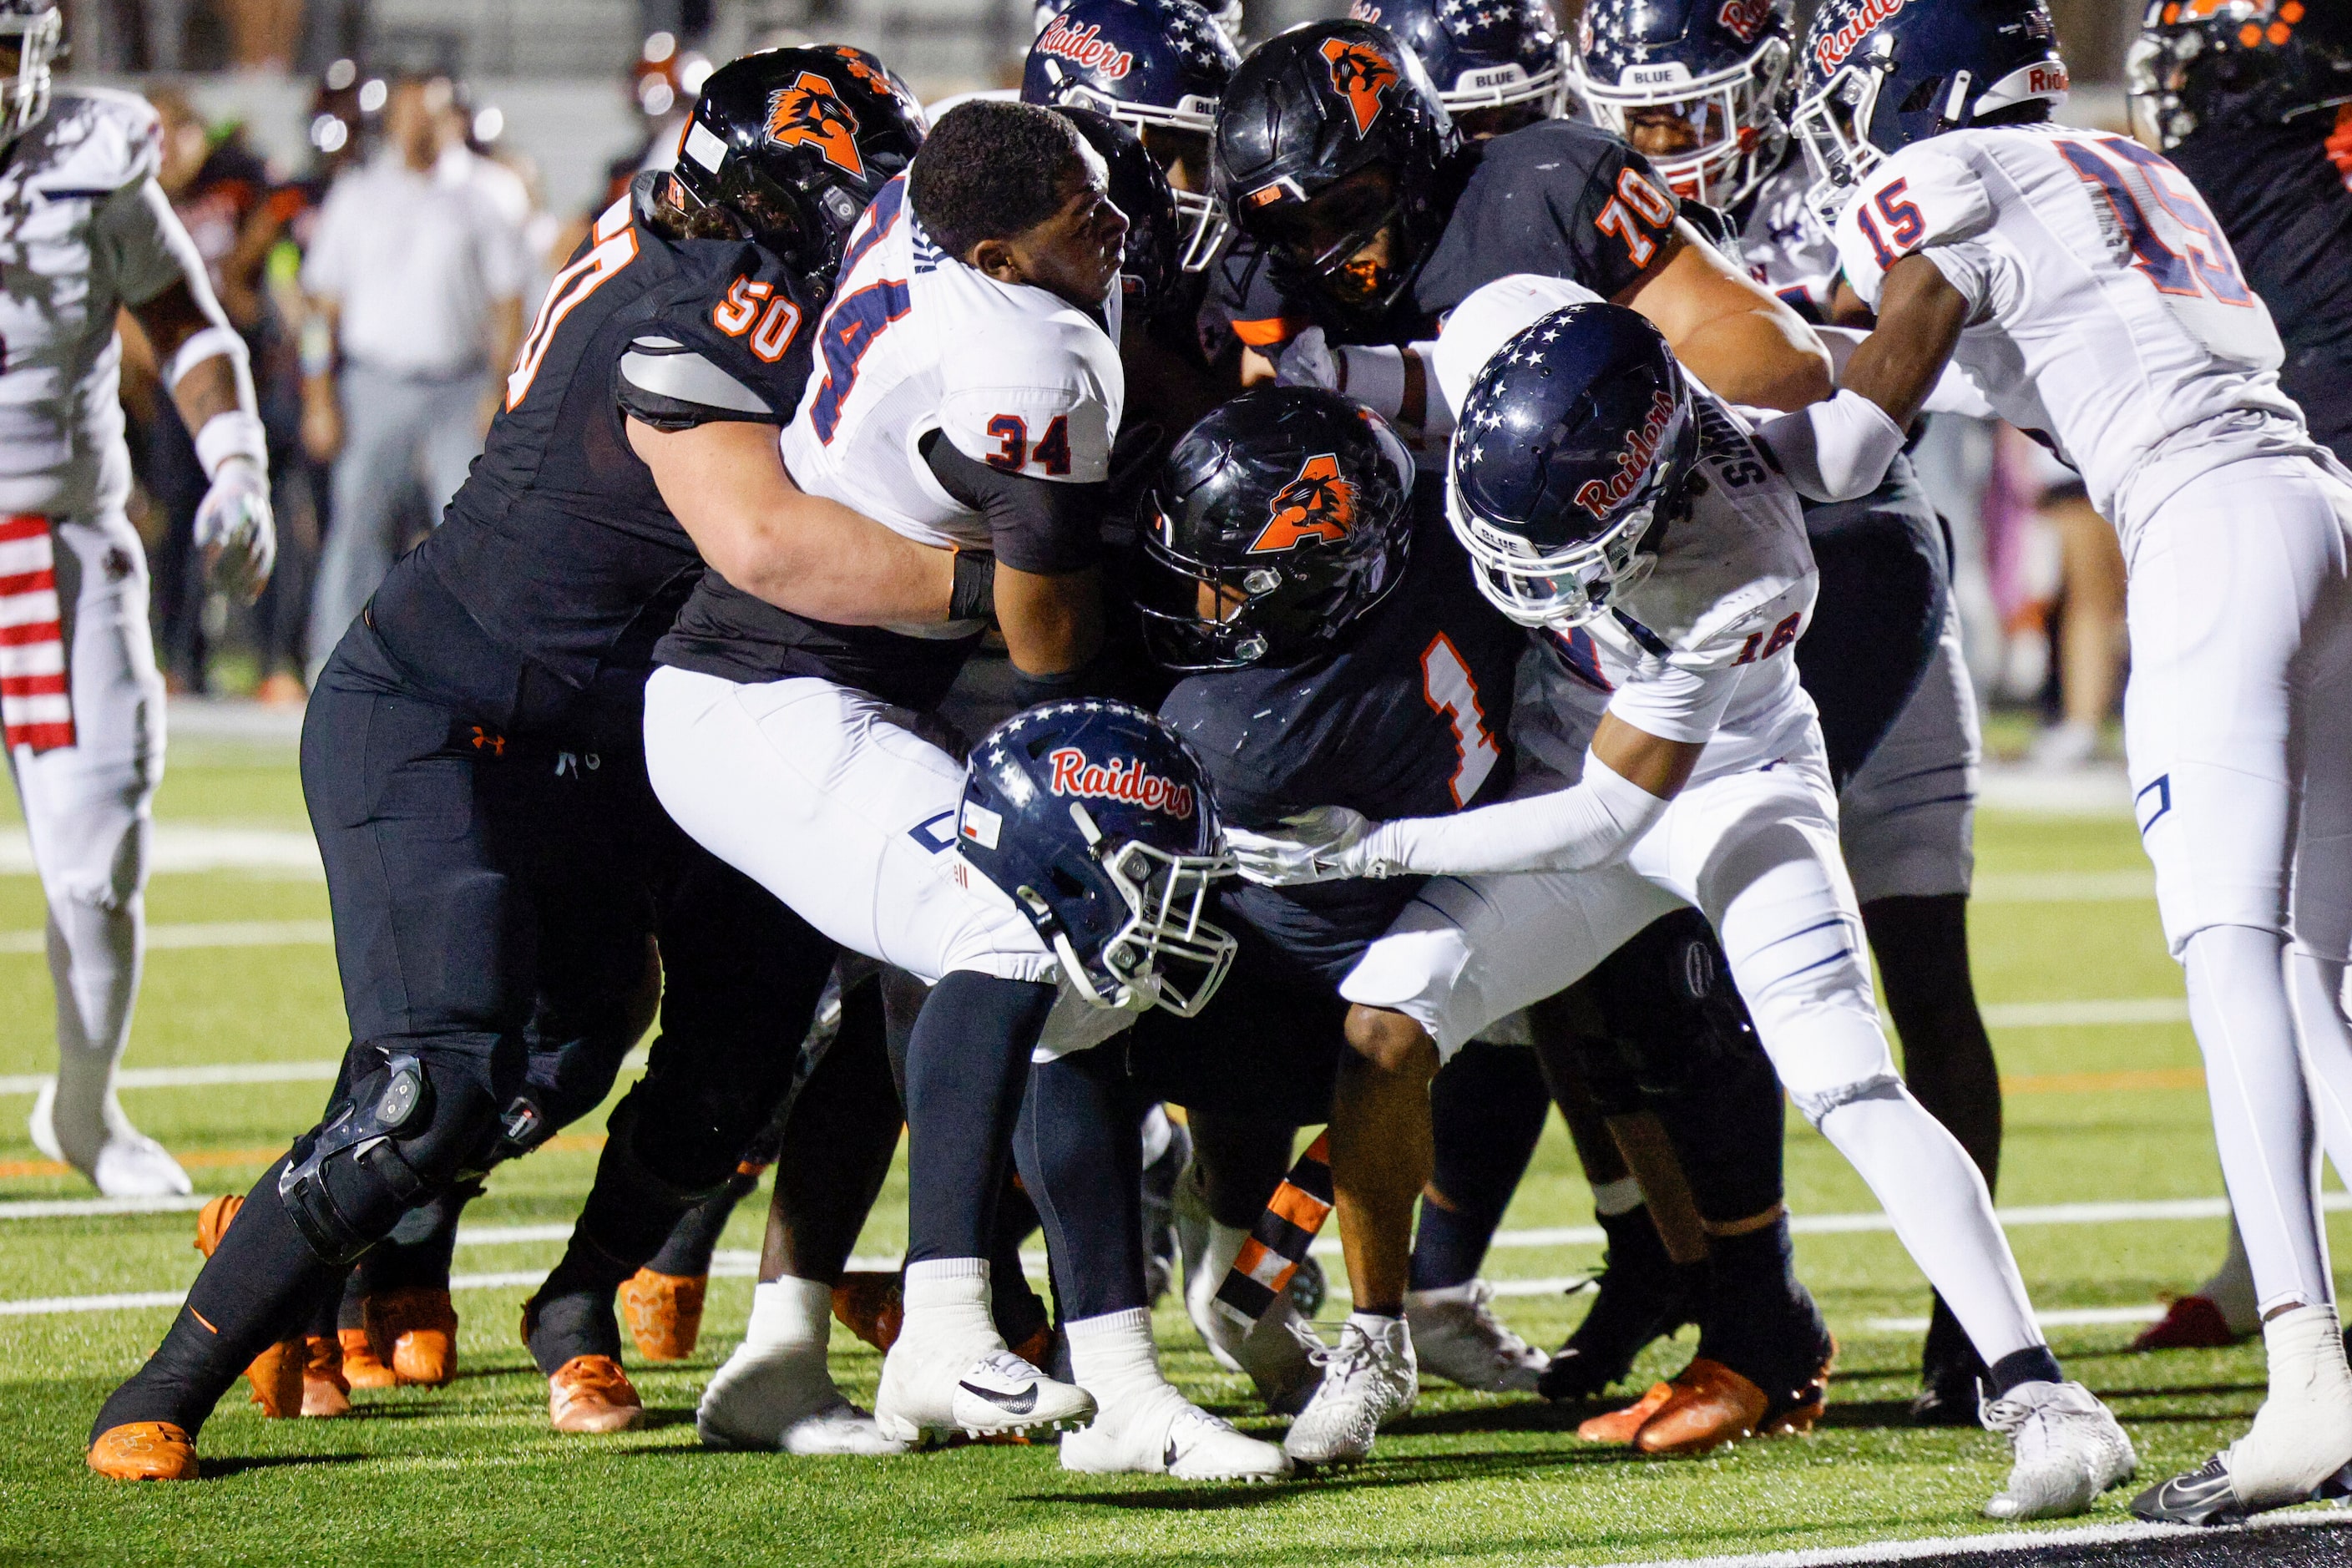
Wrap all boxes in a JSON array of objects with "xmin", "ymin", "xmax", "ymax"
[
  {"xmin": 93, "ymin": 178, "xmax": 207, "ymax": 308},
  {"xmin": 923, "ymin": 431, "xmax": 1105, "ymax": 574},
  {"xmin": 1753, "ymin": 388, "xmax": 1909, "ymax": 503},
  {"xmin": 937, "ymin": 317, "xmax": 1120, "ymax": 485},
  {"xmin": 1359, "ymin": 751, "xmax": 1668, "ymax": 877},
  {"xmin": 1601, "ymin": 661, "xmax": 1743, "ymax": 745}
]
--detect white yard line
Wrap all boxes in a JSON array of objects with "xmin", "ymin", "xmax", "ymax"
[
  {"xmin": 0, "ymin": 824, "xmax": 321, "ymax": 878},
  {"xmin": 1578, "ymin": 1510, "xmax": 2349, "ymax": 1568},
  {"xmin": 0, "ymin": 1046, "xmax": 652, "ymax": 1098},
  {"xmin": 1979, "ymin": 997, "xmax": 2188, "ymax": 1028},
  {"xmin": 1970, "ymin": 869, "xmax": 2153, "ymax": 903},
  {"xmin": 0, "ymin": 919, "xmax": 334, "ymax": 960},
  {"xmin": 1866, "ymin": 1305, "xmax": 2165, "ymax": 1333}
]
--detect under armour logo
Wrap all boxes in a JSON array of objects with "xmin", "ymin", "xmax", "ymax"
[{"xmin": 469, "ymin": 726, "xmax": 506, "ymax": 756}]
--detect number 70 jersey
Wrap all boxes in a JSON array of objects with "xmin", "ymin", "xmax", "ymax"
[
  {"xmin": 777, "ymin": 174, "xmax": 1125, "ymax": 554},
  {"xmin": 1832, "ymin": 127, "xmax": 2306, "ymax": 544}
]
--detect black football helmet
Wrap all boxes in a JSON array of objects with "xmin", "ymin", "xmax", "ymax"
[
  {"xmin": 1571, "ymin": 0, "xmax": 1794, "ymax": 209},
  {"xmin": 1212, "ymin": 20, "xmax": 1460, "ymax": 313},
  {"xmin": 670, "ymin": 46, "xmax": 927, "ymax": 287},
  {"xmin": 1025, "ymin": 0, "xmax": 1242, "ymax": 269},
  {"xmin": 1349, "ymin": 0, "xmax": 1567, "ymax": 136},
  {"xmin": 1141, "ymin": 385, "xmax": 1416, "ymax": 671},
  {"xmin": 1449, "ymin": 303, "xmax": 1697, "ymax": 629},
  {"xmin": 2127, "ymin": 1, "xmax": 2352, "ymax": 149},
  {"xmin": 1052, "ymin": 106, "xmax": 1183, "ymax": 316}
]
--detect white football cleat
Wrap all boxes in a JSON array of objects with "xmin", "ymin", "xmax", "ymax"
[
  {"xmin": 31, "ymin": 1082, "xmax": 190, "ymax": 1198},
  {"xmin": 875, "ymin": 1338, "xmax": 1095, "ymax": 1443},
  {"xmin": 1282, "ymin": 1314, "xmax": 1418, "ymax": 1468},
  {"xmin": 1183, "ymin": 1222, "xmax": 1320, "ymax": 1414},
  {"xmin": 1406, "ymin": 1280, "xmax": 1545, "ymax": 1393},
  {"xmin": 1061, "ymin": 1382, "xmax": 1292, "ymax": 1481},
  {"xmin": 697, "ymin": 1339, "xmax": 909, "ymax": 1456},
  {"xmin": 1980, "ymin": 1379, "xmax": 2137, "ymax": 1520}
]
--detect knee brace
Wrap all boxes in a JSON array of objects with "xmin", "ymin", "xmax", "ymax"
[
  {"xmin": 278, "ymin": 1049, "xmax": 500, "ymax": 1267},
  {"xmin": 1581, "ymin": 909, "xmax": 1758, "ymax": 1104}
]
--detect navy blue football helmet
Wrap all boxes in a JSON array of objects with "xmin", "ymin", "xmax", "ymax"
[
  {"xmin": 1448, "ymin": 302, "xmax": 1697, "ymax": 628},
  {"xmin": 1025, "ymin": 0, "xmax": 1242, "ymax": 268},
  {"xmin": 1793, "ymin": 0, "xmax": 2069, "ymax": 228},
  {"xmin": 1571, "ymin": 0, "xmax": 1794, "ymax": 208},
  {"xmin": 959, "ymin": 700, "xmax": 1237, "ymax": 1016},
  {"xmin": 1052, "ymin": 107, "xmax": 1183, "ymax": 315},
  {"xmin": 2127, "ymin": 1, "xmax": 2352, "ymax": 150},
  {"xmin": 1347, "ymin": 0, "xmax": 1567, "ymax": 135}
]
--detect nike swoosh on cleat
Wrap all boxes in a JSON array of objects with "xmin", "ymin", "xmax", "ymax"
[
  {"xmin": 1164, "ymin": 1437, "xmax": 1181, "ymax": 1470},
  {"xmin": 959, "ymin": 1379, "xmax": 1039, "ymax": 1415}
]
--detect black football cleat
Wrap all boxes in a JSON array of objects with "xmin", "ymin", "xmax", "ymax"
[
  {"xmin": 2131, "ymin": 1455, "xmax": 2245, "ymax": 1527},
  {"xmin": 1910, "ymin": 1296, "xmax": 1990, "ymax": 1427},
  {"xmin": 1540, "ymin": 1209, "xmax": 1702, "ymax": 1403}
]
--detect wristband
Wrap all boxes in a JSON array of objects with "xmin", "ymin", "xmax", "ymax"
[
  {"xmin": 949, "ymin": 549, "xmax": 995, "ymax": 622},
  {"xmin": 193, "ymin": 410, "xmax": 268, "ymax": 483},
  {"xmin": 1334, "ymin": 344, "xmax": 1408, "ymax": 421},
  {"xmin": 166, "ymin": 324, "xmax": 249, "ymax": 390},
  {"xmin": 299, "ymin": 316, "xmax": 336, "ymax": 378}
]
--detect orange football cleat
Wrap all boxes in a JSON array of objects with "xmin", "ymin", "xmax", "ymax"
[
  {"xmin": 339, "ymin": 1324, "xmax": 397, "ymax": 1388},
  {"xmin": 547, "ymin": 1354, "xmax": 644, "ymax": 1433},
  {"xmin": 365, "ymin": 1286, "xmax": 458, "ymax": 1387},
  {"xmin": 88, "ymin": 1422, "xmax": 198, "ymax": 1481},
  {"xmin": 831, "ymin": 1270, "xmax": 904, "ymax": 1351},
  {"xmin": 1577, "ymin": 1379, "xmax": 1673, "ymax": 1444},
  {"xmin": 2131, "ymin": 1294, "xmax": 2247, "ymax": 1353},
  {"xmin": 620, "ymin": 1268, "xmax": 706, "ymax": 1362},
  {"xmin": 301, "ymin": 1333, "xmax": 350, "ymax": 1418},
  {"xmin": 191, "ymin": 1194, "xmax": 302, "ymax": 1418},
  {"xmin": 1629, "ymin": 1359, "xmax": 1769, "ymax": 1454}
]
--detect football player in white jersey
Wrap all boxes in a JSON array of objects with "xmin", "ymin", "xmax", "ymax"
[
  {"xmin": 642, "ymin": 101, "xmax": 1288, "ymax": 1479},
  {"xmin": 1571, "ymin": 0, "xmax": 2005, "ymax": 1420},
  {"xmin": 1791, "ymin": 0, "xmax": 2352, "ymax": 1526},
  {"xmin": 1230, "ymin": 276, "xmax": 2139, "ymax": 1516},
  {"xmin": 0, "ymin": 3, "xmax": 276, "ymax": 1196}
]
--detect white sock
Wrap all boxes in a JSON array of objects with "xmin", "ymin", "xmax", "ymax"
[
  {"xmin": 1591, "ymin": 1177, "xmax": 1645, "ymax": 1217},
  {"xmin": 1348, "ymin": 1309, "xmax": 1403, "ymax": 1345},
  {"xmin": 44, "ymin": 895, "xmax": 142, "ymax": 1157},
  {"xmin": 1065, "ymin": 1308, "xmax": 1163, "ymax": 1408},
  {"xmin": 902, "ymin": 1258, "xmax": 998, "ymax": 1346},
  {"xmin": 743, "ymin": 1277, "xmax": 832, "ymax": 1355},
  {"xmin": 1817, "ymin": 1085, "xmax": 2041, "ymax": 1366},
  {"xmin": 1196, "ymin": 1221, "xmax": 1246, "ymax": 1287},
  {"xmin": 2188, "ymin": 926, "xmax": 2330, "ymax": 1314}
]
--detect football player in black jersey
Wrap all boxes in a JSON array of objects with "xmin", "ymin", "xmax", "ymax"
[
  {"xmin": 2123, "ymin": 0, "xmax": 2352, "ymax": 1355},
  {"xmin": 87, "ymin": 48, "xmax": 964, "ymax": 1481}
]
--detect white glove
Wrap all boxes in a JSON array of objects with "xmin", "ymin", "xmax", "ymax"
[
  {"xmin": 1273, "ymin": 326, "xmax": 1341, "ymax": 392},
  {"xmin": 194, "ymin": 455, "xmax": 276, "ymax": 603},
  {"xmin": 1224, "ymin": 805, "xmax": 1396, "ymax": 885}
]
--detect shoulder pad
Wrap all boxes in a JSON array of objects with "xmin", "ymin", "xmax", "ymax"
[
  {"xmin": 1834, "ymin": 144, "xmax": 1994, "ymax": 308},
  {"xmin": 1433, "ymin": 274, "xmax": 1601, "ymax": 416},
  {"xmin": 28, "ymin": 89, "xmax": 163, "ymax": 195},
  {"xmin": 617, "ymin": 336, "xmax": 777, "ymax": 431}
]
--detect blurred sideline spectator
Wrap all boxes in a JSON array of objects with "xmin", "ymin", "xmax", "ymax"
[{"xmin": 299, "ymin": 72, "xmax": 530, "ymax": 683}]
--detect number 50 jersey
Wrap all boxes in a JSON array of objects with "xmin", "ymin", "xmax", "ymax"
[
  {"xmin": 1832, "ymin": 127, "xmax": 2322, "ymax": 550},
  {"xmin": 779, "ymin": 174, "xmax": 1125, "ymax": 555}
]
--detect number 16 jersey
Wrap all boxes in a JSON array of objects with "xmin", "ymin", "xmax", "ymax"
[{"xmin": 1832, "ymin": 126, "xmax": 2325, "ymax": 550}]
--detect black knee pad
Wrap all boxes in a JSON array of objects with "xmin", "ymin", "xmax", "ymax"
[
  {"xmin": 279, "ymin": 1048, "xmax": 502, "ymax": 1267},
  {"xmin": 1581, "ymin": 908, "xmax": 1758, "ymax": 1101}
]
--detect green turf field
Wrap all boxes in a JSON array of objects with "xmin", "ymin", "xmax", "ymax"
[{"xmin": 1, "ymin": 731, "xmax": 2345, "ymax": 1566}]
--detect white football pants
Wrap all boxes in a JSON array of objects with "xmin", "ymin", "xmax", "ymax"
[
  {"xmin": 8, "ymin": 511, "xmax": 162, "ymax": 1164},
  {"xmin": 1343, "ymin": 736, "xmax": 2048, "ymax": 1366},
  {"xmin": 642, "ymin": 666, "xmax": 1127, "ymax": 1057},
  {"xmin": 2124, "ymin": 454, "xmax": 2352, "ymax": 1315}
]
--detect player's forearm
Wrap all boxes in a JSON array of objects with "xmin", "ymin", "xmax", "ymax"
[
  {"xmin": 1839, "ymin": 255, "xmax": 1970, "ymax": 431},
  {"xmin": 1361, "ymin": 751, "xmax": 1670, "ymax": 878},
  {"xmin": 996, "ymin": 564, "xmax": 1105, "ymax": 679},
  {"xmin": 133, "ymin": 280, "xmax": 264, "ymax": 451}
]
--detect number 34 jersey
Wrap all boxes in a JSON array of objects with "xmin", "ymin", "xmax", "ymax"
[
  {"xmin": 1833, "ymin": 127, "xmax": 2325, "ymax": 549},
  {"xmin": 778, "ymin": 174, "xmax": 1124, "ymax": 561}
]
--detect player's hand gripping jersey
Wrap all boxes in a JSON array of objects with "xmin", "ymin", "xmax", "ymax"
[
  {"xmin": 0, "ymin": 89, "xmax": 205, "ymax": 519},
  {"xmin": 372, "ymin": 171, "xmax": 822, "ymax": 730},
  {"xmin": 1833, "ymin": 127, "xmax": 2329, "ymax": 550}
]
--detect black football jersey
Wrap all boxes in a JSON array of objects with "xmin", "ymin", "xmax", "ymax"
[
  {"xmin": 1414, "ymin": 120, "xmax": 1682, "ymax": 320},
  {"xmin": 370, "ymin": 173, "xmax": 816, "ymax": 733},
  {"xmin": 2170, "ymin": 109, "xmax": 2352, "ymax": 460},
  {"xmin": 1161, "ymin": 503, "xmax": 1523, "ymax": 986}
]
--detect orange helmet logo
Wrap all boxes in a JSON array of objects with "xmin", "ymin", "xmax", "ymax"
[
  {"xmin": 1251, "ymin": 453, "xmax": 1357, "ymax": 553},
  {"xmin": 1320, "ymin": 38, "xmax": 1399, "ymax": 137},
  {"xmin": 766, "ymin": 72, "xmax": 864, "ymax": 177}
]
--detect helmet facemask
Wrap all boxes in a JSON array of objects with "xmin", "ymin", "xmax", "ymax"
[
  {"xmin": 1043, "ymin": 803, "xmax": 1237, "ymax": 1016},
  {"xmin": 0, "ymin": 4, "xmax": 59, "ymax": 144},
  {"xmin": 1580, "ymin": 38, "xmax": 1791, "ymax": 208},
  {"xmin": 1063, "ymin": 89, "xmax": 1231, "ymax": 271},
  {"xmin": 1792, "ymin": 44, "xmax": 1893, "ymax": 231}
]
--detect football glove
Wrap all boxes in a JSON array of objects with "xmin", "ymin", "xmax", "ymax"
[
  {"xmin": 1223, "ymin": 806, "xmax": 1399, "ymax": 885},
  {"xmin": 194, "ymin": 455, "xmax": 276, "ymax": 603}
]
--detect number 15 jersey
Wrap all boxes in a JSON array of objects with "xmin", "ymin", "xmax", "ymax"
[{"xmin": 1833, "ymin": 127, "xmax": 2324, "ymax": 550}]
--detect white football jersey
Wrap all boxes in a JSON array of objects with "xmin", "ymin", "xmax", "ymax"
[
  {"xmin": 0, "ymin": 89, "xmax": 200, "ymax": 519},
  {"xmin": 779, "ymin": 173, "xmax": 1124, "ymax": 598},
  {"xmin": 1434, "ymin": 274, "xmax": 1819, "ymax": 786},
  {"xmin": 1735, "ymin": 157, "xmax": 1843, "ymax": 321},
  {"xmin": 1832, "ymin": 126, "xmax": 2315, "ymax": 547}
]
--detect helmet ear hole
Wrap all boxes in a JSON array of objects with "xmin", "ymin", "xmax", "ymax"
[{"xmin": 1898, "ymin": 74, "xmax": 1945, "ymax": 115}]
